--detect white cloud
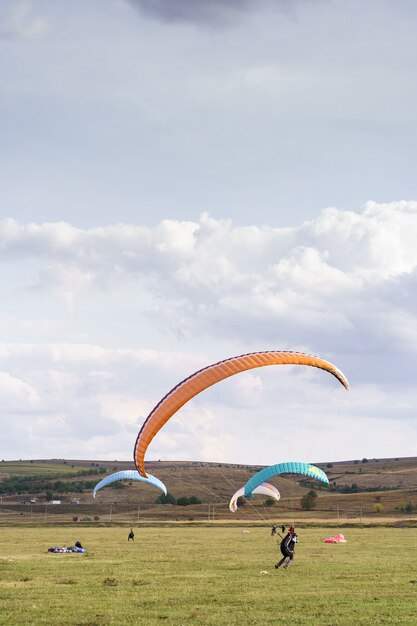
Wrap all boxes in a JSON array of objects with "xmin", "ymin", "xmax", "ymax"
[
  {"xmin": 0, "ymin": 371, "xmax": 39, "ymax": 410},
  {"xmin": 0, "ymin": 1, "xmax": 51, "ymax": 39},
  {"xmin": 1, "ymin": 201, "xmax": 417, "ymax": 462},
  {"xmin": 1, "ymin": 202, "xmax": 417, "ymax": 361}
]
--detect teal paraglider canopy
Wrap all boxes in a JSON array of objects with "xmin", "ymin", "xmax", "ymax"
[{"xmin": 243, "ymin": 462, "xmax": 329, "ymax": 498}]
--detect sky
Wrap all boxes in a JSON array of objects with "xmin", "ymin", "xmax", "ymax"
[{"xmin": 1, "ymin": 0, "xmax": 417, "ymax": 467}]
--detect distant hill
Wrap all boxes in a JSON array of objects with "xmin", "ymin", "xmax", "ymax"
[{"xmin": 1, "ymin": 457, "xmax": 417, "ymax": 523}]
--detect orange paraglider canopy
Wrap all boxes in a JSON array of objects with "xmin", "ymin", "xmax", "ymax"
[{"xmin": 134, "ymin": 351, "xmax": 349, "ymax": 477}]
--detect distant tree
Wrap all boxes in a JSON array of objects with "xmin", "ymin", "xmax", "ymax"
[
  {"xmin": 373, "ymin": 503, "xmax": 383, "ymax": 513},
  {"xmin": 155, "ymin": 492, "xmax": 176, "ymax": 505},
  {"xmin": 188, "ymin": 496, "xmax": 202, "ymax": 505},
  {"xmin": 301, "ymin": 490, "xmax": 318, "ymax": 511},
  {"xmin": 173, "ymin": 495, "xmax": 202, "ymax": 506},
  {"xmin": 362, "ymin": 458, "xmax": 368, "ymax": 464}
]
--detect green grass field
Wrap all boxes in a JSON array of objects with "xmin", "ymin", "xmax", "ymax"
[
  {"xmin": 0, "ymin": 461, "xmax": 93, "ymax": 476},
  {"xmin": 1, "ymin": 526, "xmax": 416, "ymax": 625}
]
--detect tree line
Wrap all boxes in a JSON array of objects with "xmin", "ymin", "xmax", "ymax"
[
  {"xmin": 155, "ymin": 493, "xmax": 202, "ymax": 506},
  {"xmin": 0, "ymin": 468, "xmax": 107, "ymax": 495}
]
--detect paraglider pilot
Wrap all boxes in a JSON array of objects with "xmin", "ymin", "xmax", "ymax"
[
  {"xmin": 128, "ymin": 529, "xmax": 135, "ymax": 541},
  {"xmin": 271, "ymin": 524, "xmax": 277, "ymax": 536},
  {"xmin": 275, "ymin": 528, "xmax": 298, "ymax": 570}
]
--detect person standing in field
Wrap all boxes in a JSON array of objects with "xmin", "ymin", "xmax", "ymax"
[
  {"xmin": 275, "ymin": 529, "xmax": 298, "ymax": 570},
  {"xmin": 128, "ymin": 529, "xmax": 135, "ymax": 541}
]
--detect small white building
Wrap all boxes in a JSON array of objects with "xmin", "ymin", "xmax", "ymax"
[{"xmin": 49, "ymin": 500, "xmax": 61, "ymax": 505}]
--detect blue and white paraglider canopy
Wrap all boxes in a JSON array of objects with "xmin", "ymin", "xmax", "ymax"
[{"xmin": 93, "ymin": 470, "xmax": 167, "ymax": 498}]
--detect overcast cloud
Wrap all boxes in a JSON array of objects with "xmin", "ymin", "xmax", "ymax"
[
  {"xmin": 1, "ymin": 0, "xmax": 417, "ymax": 466},
  {"xmin": 126, "ymin": 0, "xmax": 303, "ymax": 26}
]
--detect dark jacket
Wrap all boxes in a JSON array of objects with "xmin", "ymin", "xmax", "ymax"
[{"xmin": 280, "ymin": 532, "xmax": 297, "ymax": 557}]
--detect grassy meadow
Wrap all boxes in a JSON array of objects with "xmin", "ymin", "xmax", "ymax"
[
  {"xmin": 0, "ymin": 461, "xmax": 94, "ymax": 476},
  {"xmin": 1, "ymin": 526, "xmax": 417, "ymax": 625}
]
